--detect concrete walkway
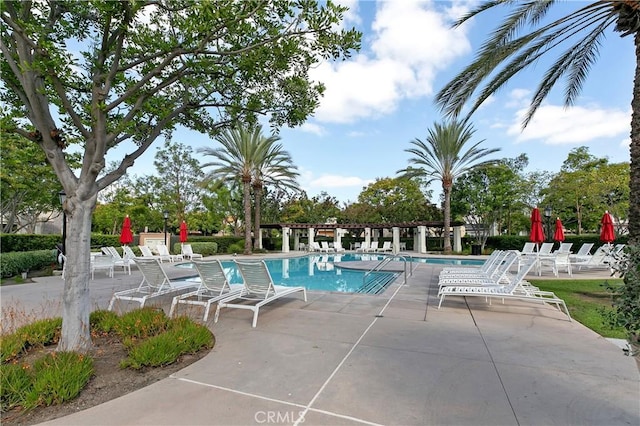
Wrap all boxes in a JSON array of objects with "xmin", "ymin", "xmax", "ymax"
[{"xmin": 1, "ymin": 254, "xmax": 638, "ymax": 425}]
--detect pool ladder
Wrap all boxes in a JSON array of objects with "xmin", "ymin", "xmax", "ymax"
[{"xmin": 360, "ymin": 255, "xmax": 414, "ymax": 294}]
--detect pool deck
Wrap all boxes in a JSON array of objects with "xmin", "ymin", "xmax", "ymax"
[{"xmin": 2, "ymin": 252, "xmax": 638, "ymax": 425}]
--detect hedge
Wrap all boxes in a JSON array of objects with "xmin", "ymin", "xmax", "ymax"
[{"xmin": 0, "ymin": 250, "xmax": 58, "ymax": 278}]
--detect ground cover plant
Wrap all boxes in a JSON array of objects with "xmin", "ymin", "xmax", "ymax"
[
  {"xmin": 529, "ymin": 278, "xmax": 626, "ymax": 339},
  {"xmin": 1, "ymin": 308, "xmax": 214, "ymax": 425}
]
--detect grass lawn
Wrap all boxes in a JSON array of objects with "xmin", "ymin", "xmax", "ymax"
[{"xmin": 529, "ymin": 278, "xmax": 627, "ymax": 339}]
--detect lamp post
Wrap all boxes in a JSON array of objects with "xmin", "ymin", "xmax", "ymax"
[
  {"xmin": 163, "ymin": 210, "xmax": 169, "ymax": 247},
  {"xmin": 544, "ymin": 206, "xmax": 552, "ymax": 242}
]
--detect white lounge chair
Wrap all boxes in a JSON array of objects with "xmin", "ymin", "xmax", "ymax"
[
  {"xmin": 108, "ymin": 258, "xmax": 197, "ymax": 311},
  {"xmin": 367, "ymin": 241, "xmax": 379, "ymax": 252},
  {"xmin": 519, "ymin": 242, "xmax": 536, "ymax": 255},
  {"xmin": 538, "ymin": 252, "xmax": 572, "ymax": 277},
  {"xmin": 569, "ymin": 243, "xmax": 594, "ymax": 263},
  {"xmin": 103, "ymin": 246, "xmax": 132, "ymax": 275},
  {"xmin": 139, "ymin": 245, "xmax": 161, "ymax": 260},
  {"xmin": 554, "ymin": 242, "xmax": 573, "ymax": 254},
  {"xmin": 170, "ymin": 259, "xmax": 244, "ymax": 321},
  {"xmin": 320, "ymin": 241, "xmax": 335, "ymax": 253},
  {"xmin": 333, "ymin": 241, "xmax": 346, "ymax": 252},
  {"xmin": 156, "ymin": 244, "xmax": 184, "ymax": 263},
  {"xmin": 215, "ymin": 260, "xmax": 307, "ymax": 327},
  {"xmin": 377, "ymin": 241, "xmax": 392, "ymax": 252},
  {"xmin": 572, "ymin": 246, "xmax": 613, "ymax": 271},
  {"xmin": 181, "ymin": 243, "xmax": 203, "ymax": 260},
  {"xmin": 538, "ymin": 242, "xmax": 554, "ymax": 255},
  {"xmin": 440, "ymin": 250, "xmax": 504, "ymax": 275},
  {"xmin": 439, "ymin": 251, "xmax": 519, "ymax": 287},
  {"xmin": 355, "ymin": 241, "xmax": 369, "ymax": 252},
  {"xmin": 438, "ymin": 257, "xmax": 571, "ymax": 321}
]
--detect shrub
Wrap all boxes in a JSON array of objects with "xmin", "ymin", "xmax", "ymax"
[
  {"xmin": 0, "ymin": 363, "xmax": 32, "ymax": 410},
  {"xmin": 121, "ymin": 317, "xmax": 213, "ymax": 369},
  {"xmin": 172, "ymin": 242, "xmax": 218, "ymax": 256},
  {"xmin": 226, "ymin": 241, "xmax": 245, "ymax": 254},
  {"xmin": 0, "ymin": 318, "xmax": 62, "ymax": 362},
  {"xmin": 23, "ymin": 352, "xmax": 94, "ymax": 409},
  {"xmin": 115, "ymin": 307, "xmax": 170, "ymax": 343},
  {"xmin": 0, "ymin": 250, "xmax": 58, "ymax": 279},
  {"xmin": 90, "ymin": 310, "xmax": 120, "ymax": 334},
  {"xmin": 606, "ymin": 245, "xmax": 640, "ymax": 355}
]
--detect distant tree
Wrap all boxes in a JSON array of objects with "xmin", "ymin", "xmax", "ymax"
[
  {"xmin": 153, "ymin": 139, "xmax": 205, "ymax": 227},
  {"xmin": 356, "ymin": 177, "xmax": 433, "ymax": 223},
  {"xmin": 398, "ymin": 120, "xmax": 500, "ymax": 253},
  {"xmin": 1, "ymin": 1, "xmax": 360, "ymax": 351},
  {"xmin": 281, "ymin": 192, "xmax": 341, "ymax": 224}
]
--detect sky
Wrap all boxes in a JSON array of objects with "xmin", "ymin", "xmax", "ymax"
[{"xmin": 115, "ymin": 0, "xmax": 633, "ymax": 205}]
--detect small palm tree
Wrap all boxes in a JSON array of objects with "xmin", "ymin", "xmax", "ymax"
[
  {"xmin": 397, "ymin": 120, "xmax": 500, "ymax": 253},
  {"xmin": 435, "ymin": 0, "xmax": 640, "ymax": 242},
  {"xmin": 251, "ymin": 140, "xmax": 300, "ymax": 250},
  {"xmin": 199, "ymin": 126, "xmax": 272, "ymax": 254}
]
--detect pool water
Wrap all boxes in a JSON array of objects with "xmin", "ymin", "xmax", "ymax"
[{"xmin": 176, "ymin": 254, "xmax": 484, "ymax": 294}]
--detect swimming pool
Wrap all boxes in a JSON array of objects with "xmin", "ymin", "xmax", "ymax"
[{"xmin": 176, "ymin": 254, "xmax": 484, "ymax": 294}]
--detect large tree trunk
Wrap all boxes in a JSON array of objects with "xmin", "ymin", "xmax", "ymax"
[
  {"xmin": 243, "ymin": 180, "xmax": 252, "ymax": 255},
  {"xmin": 443, "ymin": 183, "xmax": 452, "ymax": 254},
  {"xmin": 629, "ymin": 31, "xmax": 640, "ymax": 244},
  {"xmin": 57, "ymin": 194, "xmax": 97, "ymax": 352}
]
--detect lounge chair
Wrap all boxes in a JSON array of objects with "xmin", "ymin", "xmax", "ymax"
[
  {"xmin": 439, "ymin": 251, "xmax": 519, "ymax": 287},
  {"xmin": 355, "ymin": 241, "xmax": 369, "ymax": 252},
  {"xmin": 181, "ymin": 243, "xmax": 203, "ymax": 260},
  {"xmin": 538, "ymin": 242, "xmax": 554, "ymax": 255},
  {"xmin": 103, "ymin": 246, "xmax": 132, "ymax": 275},
  {"xmin": 308, "ymin": 241, "xmax": 322, "ymax": 252},
  {"xmin": 367, "ymin": 241, "xmax": 379, "ymax": 252},
  {"xmin": 214, "ymin": 260, "xmax": 307, "ymax": 327},
  {"xmin": 440, "ymin": 250, "xmax": 504, "ymax": 275},
  {"xmin": 569, "ymin": 243, "xmax": 594, "ymax": 263},
  {"xmin": 572, "ymin": 246, "xmax": 613, "ymax": 271},
  {"xmin": 519, "ymin": 242, "xmax": 536, "ymax": 255},
  {"xmin": 156, "ymin": 244, "xmax": 184, "ymax": 263},
  {"xmin": 554, "ymin": 243, "xmax": 573, "ymax": 254},
  {"xmin": 169, "ymin": 259, "xmax": 244, "ymax": 321},
  {"xmin": 538, "ymin": 252, "xmax": 572, "ymax": 277},
  {"xmin": 438, "ymin": 257, "xmax": 572, "ymax": 321},
  {"xmin": 333, "ymin": 241, "xmax": 346, "ymax": 252},
  {"xmin": 108, "ymin": 258, "xmax": 196, "ymax": 311},
  {"xmin": 123, "ymin": 245, "xmax": 138, "ymax": 260},
  {"xmin": 377, "ymin": 241, "xmax": 392, "ymax": 252},
  {"xmin": 139, "ymin": 245, "xmax": 161, "ymax": 260},
  {"xmin": 320, "ymin": 241, "xmax": 335, "ymax": 252}
]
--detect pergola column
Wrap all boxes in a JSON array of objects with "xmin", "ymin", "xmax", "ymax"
[
  {"xmin": 281, "ymin": 226, "xmax": 290, "ymax": 253},
  {"xmin": 392, "ymin": 227, "xmax": 400, "ymax": 254},
  {"xmin": 364, "ymin": 227, "xmax": 371, "ymax": 246},
  {"xmin": 453, "ymin": 226, "xmax": 462, "ymax": 252},
  {"xmin": 417, "ymin": 225, "xmax": 427, "ymax": 253},
  {"xmin": 293, "ymin": 229, "xmax": 301, "ymax": 251},
  {"xmin": 308, "ymin": 227, "xmax": 315, "ymax": 247}
]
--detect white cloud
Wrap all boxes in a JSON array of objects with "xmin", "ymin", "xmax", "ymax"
[
  {"xmin": 620, "ymin": 137, "xmax": 631, "ymax": 148},
  {"xmin": 310, "ymin": 174, "xmax": 373, "ymax": 188},
  {"xmin": 507, "ymin": 104, "xmax": 630, "ymax": 145},
  {"xmin": 311, "ymin": 0, "xmax": 472, "ymax": 123},
  {"xmin": 298, "ymin": 122, "xmax": 326, "ymax": 135},
  {"xmin": 506, "ymin": 88, "xmax": 531, "ymax": 108}
]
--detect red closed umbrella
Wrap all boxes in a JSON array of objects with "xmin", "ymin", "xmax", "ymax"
[
  {"xmin": 599, "ymin": 211, "xmax": 615, "ymax": 244},
  {"xmin": 529, "ymin": 207, "xmax": 545, "ymax": 246},
  {"xmin": 179, "ymin": 220, "xmax": 188, "ymax": 243},
  {"xmin": 553, "ymin": 218, "xmax": 565, "ymax": 242},
  {"xmin": 119, "ymin": 215, "xmax": 133, "ymax": 245}
]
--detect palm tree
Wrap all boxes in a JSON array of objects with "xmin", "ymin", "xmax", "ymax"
[
  {"xmin": 397, "ymin": 120, "xmax": 500, "ymax": 254},
  {"xmin": 251, "ymin": 140, "xmax": 300, "ymax": 250},
  {"xmin": 199, "ymin": 126, "xmax": 272, "ymax": 254},
  {"xmin": 435, "ymin": 0, "xmax": 640, "ymax": 243}
]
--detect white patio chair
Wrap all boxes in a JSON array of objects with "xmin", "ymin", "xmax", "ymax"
[
  {"xmin": 215, "ymin": 260, "xmax": 307, "ymax": 327},
  {"xmin": 320, "ymin": 241, "xmax": 335, "ymax": 252},
  {"xmin": 439, "ymin": 251, "xmax": 519, "ymax": 288},
  {"xmin": 519, "ymin": 242, "xmax": 536, "ymax": 255},
  {"xmin": 181, "ymin": 243, "xmax": 203, "ymax": 260},
  {"xmin": 91, "ymin": 255, "xmax": 114, "ymax": 280},
  {"xmin": 440, "ymin": 250, "xmax": 503, "ymax": 275},
  {"xmin": 438, "ymin": 257, "xmax": 571, "ymax": 321},
  {"xmin": 572, "ymin": 246, "xmax": 613, "ymax": 272},
  {"xmin": 554, "ymin": 242, "xmax": 573, "ymax": 254},
  {"xmin": 170, "ymin": 259, "xmax": 244, "ymax": 321},
  {"xmin": 333, "ymin": 241, "xmax": 346, "ymax": 252},
  {"xmin": 108, "ymin": 258, "xmax": 196, "ymax": 311},
  {"xmin": 538, "ymin": 252, "xmax": 572, "ymax": 277},
  {"xmin": 156, "ymin": 244, "xmax": 183, "ymax": 263}
]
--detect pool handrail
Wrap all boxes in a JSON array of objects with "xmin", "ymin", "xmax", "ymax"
[{"xmin": 363, "ymin": 254, "xmax": 413, "ymax": 288}]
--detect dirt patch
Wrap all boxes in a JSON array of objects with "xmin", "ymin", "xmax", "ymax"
[{"xmin": 1, "ymin": 334, "xmax": 211, "ymax": 426}]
